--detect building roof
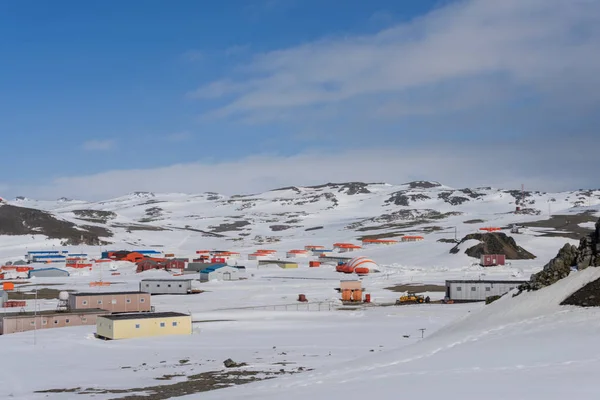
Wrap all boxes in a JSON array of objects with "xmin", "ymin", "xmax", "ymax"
[
  {"xmin": 99, "ymin": 312, "xmax": 189, "ymax": 321},
  {"xmin": 141, "ymin": 279, "xmax": 193, "ymax": 282},
  {"xmin": 72, "ymin": 291, "xmax": 149, "ymax": 296},
  {"xmin": 446, "ymin": 280, "xmax": 528, "ymax": 284},
  {"xmin": 0, "ymin": 308, "xmax": 107, "ymax": 318}
]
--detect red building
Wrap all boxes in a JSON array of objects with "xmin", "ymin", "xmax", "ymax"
[{"xmin": 480, "ymin": 254, "xmax": 506, "ymax": 267}]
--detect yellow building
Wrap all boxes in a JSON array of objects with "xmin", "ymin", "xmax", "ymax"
[
  {"xmin": 257, "ymin": 260, "xmax": 298, "ymax": 269},
  {"xmin": 96, "ymin": 312, "xmax": 192, "ymax": 340}
]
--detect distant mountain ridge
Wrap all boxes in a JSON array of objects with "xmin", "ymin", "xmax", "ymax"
[{"xmin": 3, "ymin": 181, "xmax": 600, "ymax": 247}]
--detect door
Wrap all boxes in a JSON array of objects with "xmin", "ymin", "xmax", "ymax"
[{"xmin": 223, "ymin": 272, "xmax": 231, "ymax": 281}]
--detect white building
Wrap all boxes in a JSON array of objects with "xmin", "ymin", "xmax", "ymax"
[
  {"xmin": 285, "ymin": 251, "xmax": 308, "ymax": 258},
  {"xmin": 200, "ymin": 266, "xmax": 242, "ymax": 282},
  {"xmin": 445, "ymin": 280, "xmax": 527, "ymax": 301}
]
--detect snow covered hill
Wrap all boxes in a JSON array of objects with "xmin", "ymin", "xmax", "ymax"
[
  {"xmin": 3, "ymin": 182, "xmax": 600, "ymax": 252},
  {"xmin": 178, "ymin": 268, "xmax": 600, "ymax": 400},
  {"xmin": 1, "ymin": 182, "xmax": 600, "ymax": 399}
]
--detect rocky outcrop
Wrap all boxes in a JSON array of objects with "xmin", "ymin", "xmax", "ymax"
[
  {"xmin": 0, "ymin": 204, "xmax": 112, "ymax": 245},
  {"xmin": 561, "ymin": 277, "xmax": 600, "ymax": 307},
  {"xmin": 518, "ymin": 217, "xmax": 600, "ymax": 293},
  {"xmin": 518, "ymin": 243, "xmax": 577, "ymax": 292},
  {"xmin": 576, "ymin": 218, "xmax": 600, "ymax": 268},
  {"xmin": 403, "ymin": 181, "xmax": 441, "ymax": 189},
  {"xmin": 450, "ymin": 232, "xmax": 535, "ymax": 259}
]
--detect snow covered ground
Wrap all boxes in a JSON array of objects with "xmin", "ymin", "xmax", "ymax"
[{"xmin": 1, "ymin": 183, "xmax": 599, "ymax": 399}]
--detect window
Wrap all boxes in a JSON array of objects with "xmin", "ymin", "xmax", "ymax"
[
  {"xmin": 179, "ymin": 284, "xmax": 182, "ymax": 288},
  {"xmin": 140, "ymin": 298, "xmax": 145, "ymax": 303},
  {"xmin": 42, "ymin": 320, "xmax": 47, "ymax": 326},
  {"xmin": 456, "ymin": 287, "xmax": 462, "ymax": 291},
  {"xmin": 172, "ymin": 321, "xmax": 178, "ymax": 327},
  {"xmin": 168, "ymin": 284, "xmax": 171, "ymax": 288},
  {"xmin": 485, "ymin": 287, "xmax": 491, "ymax": 291},
  {"xmin": 54, "ymin": 320, "xmax": 58, "ymax": 324},
  {"xmin": 111, "ymin": 299, "xmax": 117, "ymax": 304},
  {"xmin": 82, "ymin": 300, "xmax": 88, "ymax": 305},
  {"xmin": 135, "ymin": 324, "xmax": 140, "ymax": 329},
  {"xmin": 160, "ymin": 322, "xmax": 165, "ymax": 328},
  {"xmin": 145, "ymin": 284, "xmax": 149, "ymax": 287},
  {"xmin": 126, "ymin": 299, "xmax": 131, "ymax": 303},
  {"xmin": 30, "ymin": 321, "xmax": 35, "ymax": 326},
  {"xmin": 98, "ymin": 300, "xmax": 103, "ymax": 305},
  {"xmin": 471, "ymin": 287, "xmax": 476, "ymax": 291},
  {"xmin": 65, "ymin": 319, "xmax": 70, "ymax": 324},
  {"xmin": 82, "ymin": 318, "xmax": 87, "ymax": 323},
  {"xmin": 157, "ymin": 284, "xmax": 160, "ymax": 287}
]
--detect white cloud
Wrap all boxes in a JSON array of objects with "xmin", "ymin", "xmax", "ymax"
[
  {"xmin": 16, "ymin": 140, "xmax": 599, "ymax": 200},
  {"xmin": 82, "ymin": 139, "xmax": 115, "ymax": 151},
  {"xmin": 193, "ymin": 0, "xmax": 600, "ymax": 121}
]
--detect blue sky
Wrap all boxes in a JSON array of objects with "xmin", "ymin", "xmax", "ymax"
[{"xmin": 1, "ymin": 0, "xmax": 599, "ymax": 199}]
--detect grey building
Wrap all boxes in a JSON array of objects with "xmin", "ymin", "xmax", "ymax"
[
  {"xmin": 445, "ymin": 280, "xmax": 528, "ymax": 301},
  {"xmin": 185, "ymin": 262, "xmax": 226, "ymax": 272},
  {"xmin": 28, "ymin": 268, "xmax": 70, "ymax": 278},
  {"xmin": 140, "ymin": 279, "xmax": 194, "ymax": 295},
  {"xmin": 0, "ymin": 290, "xmax": 7, "ymax": 307}
]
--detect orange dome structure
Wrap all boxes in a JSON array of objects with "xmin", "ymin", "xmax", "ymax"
[{"xmin": 346, "ymin": 256, "xmax": 379, "ymax": 273}]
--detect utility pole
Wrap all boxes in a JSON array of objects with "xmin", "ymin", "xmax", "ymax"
[
  {"xmin": 419, "ymin": 328, "xmax": 426, "ymax": 339},
  {"xmin": 33, "ymin": 285, "xmax": 38, "ymax": 346}
]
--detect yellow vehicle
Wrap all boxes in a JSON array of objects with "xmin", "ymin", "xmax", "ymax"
[{"xmin": 396, "ymin": 292, "xmax": 426, "ymax": 305}]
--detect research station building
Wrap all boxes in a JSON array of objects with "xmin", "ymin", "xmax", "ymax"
[
  {"xmin": 445, "ymin": 280, "xmax": 528, "ymax": 301},
  {"xmin": 140, "ymin": 279, "xmax": 194, "ymax": 295},
  {"xmin": 0, "ymin": 309, "xmax": 107, "ymax": 335},
  {"xmin": 96, "ymin": 312, "xmax": 192, "ymax": 340},
  {"xmin": 68, "ymin": 291, "xmax": 152, "ymax": 313}
]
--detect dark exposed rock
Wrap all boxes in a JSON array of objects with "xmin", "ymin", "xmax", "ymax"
[
  {"xmin": 337, "ymin": 182, "xmax": 372, "ymax": 195},
  {"xmin": 223, "ymin": 359, "xmax": 247, "ymax": 368},
  {"xmin": 409, "ymin": 193, "xmax": 431, "ymax": 202},
  {"xmin": 463, "ymin": 219, "xmax": 485, "ymax": 224},
  {"xmin": 561, "ymin": 277, "xmax": 600, "ymax": 307},
  {"xmin": 72, "ymin": 209, "xmax": 117, "ymax": 223},
  {"xmin": 459, "ymin": 188, "xmax": 485, "ymax": 199},
  {"xmin": 517, "ymin": 218, "xmax": 600, "ymax": 293},
  {"xmin": 437, "ymin": 191, "xmax": 470, "ymax": 206},
  {"xmin": 305, "ymin": 226, "xmax": 323, "ymax": 231},
  {"xmin": 403, "ymin": 181, "xmax": 441, "ymax": 189},
  {"xmin": 438, "ymin": 238, "xmax": 459, "ymax": 244},
  {"xmin": 0, "ymin": 204, "xmax": 112, "ymax": 245},
  {"xmin": 385, "ymin": 192, "xmax": 410, "ymax": 206},
  {"xmin": 305, "ymin": 182, "xmax": 382, "ymax": 191},
  {"xmin": 131, "ymin": 191, "xmax": 155, "ymax": 198},
  {"xmin": 269, "ymin": 225, "xmax": 293, "ymax": 232},
  {"xmin": 208, "ymin": 221, "xmax": 251, "ymax": 233},
  {"xmin": 271, "ymin": 186, "xmax": 302, "ymax": 194},
  {"xmin": 450, "ymin": 232, "xmax": 535, "ymax": 259},
  {"xmin": 350, "ymin": 209, "xmax": 462, "ymax": 232}
]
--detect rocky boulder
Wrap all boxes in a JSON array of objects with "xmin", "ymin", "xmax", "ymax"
[
  {"xmin": 450, "ymin": 232, "xmax": 535, "ymax": 260},
  {"xmin": 518, "ymin": 217, "xmax": 600, "ymax": 293},
  {"xmin": 518, "ymin": 243, "xmax": 578, "ymax": 292},
  {"xmin": 575, "ymin": 218, "xmax": 600, "ymax": 269}
]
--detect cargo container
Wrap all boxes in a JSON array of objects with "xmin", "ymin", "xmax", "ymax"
[{"xmin": 480, "ymin": 254, "xmax": 506, "ymax": 266}]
